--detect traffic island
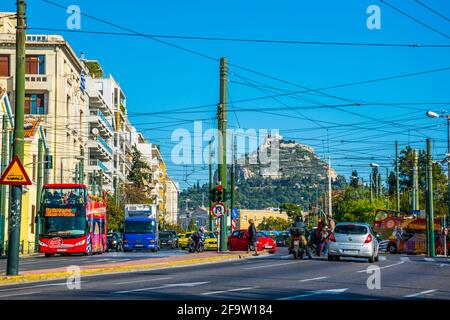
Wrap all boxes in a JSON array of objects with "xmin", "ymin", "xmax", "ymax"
[{"xmin": 0, "ymin": 251, "xmax": 268, "ymax": 285}]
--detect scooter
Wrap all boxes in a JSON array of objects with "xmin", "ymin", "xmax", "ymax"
[
  {"xmin": 289, "ymin": 228, "xmax": 312, "ymax": 260},
  {"xmin": 188, "ymin": 233, "xmax": 205, "ymax": 253}
]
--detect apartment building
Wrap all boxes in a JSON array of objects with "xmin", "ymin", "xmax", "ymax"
[
  {"xmin": 164, "ymin": 178, "xmax": 179, "ymax": 225},
  {"xmin": 0, "ymin": 15, "xmax": 88, "ymax": 186}
]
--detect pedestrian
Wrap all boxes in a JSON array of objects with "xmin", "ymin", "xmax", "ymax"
[{"xmin": 247, "ymin": 219, "xmax": 258, "ymax": 256}]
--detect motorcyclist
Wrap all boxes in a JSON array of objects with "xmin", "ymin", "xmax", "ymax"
[
  {"xmin": 191, "ymin": 226, "xmax": 206, "ymax": 252},
  {"xmin": 289, "ymin": 215, "xmax": 312, "ymax": 258}
]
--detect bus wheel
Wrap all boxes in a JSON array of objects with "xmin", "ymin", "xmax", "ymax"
[{"xmin": 387, "ymin": 243, "xmax": 397, "ymax": 254}]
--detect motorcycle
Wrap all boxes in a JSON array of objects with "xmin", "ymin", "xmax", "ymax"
[
  {"xmin": 188, "ymin": 232, "xmax": 205, "ymax": 253},
  {"xmin": 289, "ymin": 227, "xmax": 312, "ymax": 260}
]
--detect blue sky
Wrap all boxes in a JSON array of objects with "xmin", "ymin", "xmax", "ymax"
[{"xmin": 3, "ymin": 0, "xmax": 450, "ymax": 189}]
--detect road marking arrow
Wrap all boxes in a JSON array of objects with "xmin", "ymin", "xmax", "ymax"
[
  {"xmin": 278, "ymin": 288, "xmax": 348, "ymax": 300},
  {"xmin": 114, "ymin": 281, "xmax": 210, "ymax": 294}
]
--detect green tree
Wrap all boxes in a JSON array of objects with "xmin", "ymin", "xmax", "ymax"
[
  {"xmin": 106, "ymin": 195, "xmax": 124, "ymax": 232},
  {"xmin": 281, "ymin": 203, "xmax": 302, "ymax": 219},
  {"xmin": 257, "ymin": 217, "xmax": 290, "ymax": 231},
  {"xmin": 350, "ymin": 170, "xmax": 359, "ymax": 189},
  {"xmin": 128, "ymin": 146, "xmax": 152, "ymax": 189}
]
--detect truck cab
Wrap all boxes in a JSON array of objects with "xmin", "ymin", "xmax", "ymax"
[{"xmin": 123, "ymin": 204, "xmax": 159, "ymax": 252}]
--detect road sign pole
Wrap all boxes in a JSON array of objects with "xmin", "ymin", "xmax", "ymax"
[
  {"xmin": 0, "ymin": 115, "xmax": 8, "ymax": 255},
  {"xmin": 7, "ymin": 0, "xmax": 26, "ymax": 275},
  {"xmin": 218, "ymin": 57, "xmax": 228, "ymax": 252},
  {"xmin": 395, "ymin": 141, "xmax": 400, "ymax": 212},
  {"xmin": 208, "ymin": 140, "xmax": 213, "ymax": 231}
]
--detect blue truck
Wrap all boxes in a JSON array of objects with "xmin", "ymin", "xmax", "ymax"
[{"xmin": 123, "ymin": 204, "xmax": 159, "ymax": 252}]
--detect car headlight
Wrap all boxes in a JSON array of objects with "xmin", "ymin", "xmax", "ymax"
[
  {"xmin": 38, "ymin": 240, "xmax": 48, "ymax": 247},
  {"xmin": 112, "ymin": 240, "xmax": 117, "ymax": 244},
  {"xmin": 75, "ymin": 239, "xmax": 86, "ymax": 246}
]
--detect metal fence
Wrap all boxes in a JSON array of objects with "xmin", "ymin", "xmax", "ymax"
[{"xmin": 0, "ymin": 241, "xmax": 36, "ymax": 257}]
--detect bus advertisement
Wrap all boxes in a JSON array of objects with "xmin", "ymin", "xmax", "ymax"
[
  {"xmin": 38, "ymin": 184, "xmax": 107, "ymax": 257},
  {"xmin": 373, "ymin": 209, "xmax": 449, "ymax": 255}
]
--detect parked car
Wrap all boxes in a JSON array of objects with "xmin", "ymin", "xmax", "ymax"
[
  {"xmin": 276, "ymin": 235, "xmax": 289, "ymax": 247},
  {"xmin": 328, "ymin": 222, "xmax": 379, "ymax": 263},
  {"xmin": 159, "ymin": 231, "xmax": 178, "ymax": 249},
  {"xmin": 178, "ymin": 232, "xmax": 193, "ymax": 250},
  {"xmin": 204, "ymin": 232, "xmax": 218, "ymax": 251},
  {"xmin": 227, "ymin": 229, "xmax": 277, "ymax": 254},
  {"xmin": 107, "ymin": 231, "xmax": 123, "ymax": 252}
]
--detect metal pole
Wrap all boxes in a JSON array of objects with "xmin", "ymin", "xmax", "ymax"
[
  {"xmin": 79, "ymin": 148, "xmax": 84, "ymax": 185},
  {"xmin": 328, "ymin": 157, "xmax": 332, "ymax": 217},
  {"xmin": 74, "ymin": 163, "xmax": 79, "ymax": 184},
  {"xmin": 44, "ymin": 147, "xmax": 49, "ymax": 185},
  {"xmin": 93, "ymin": 170, "xmax": 97, "ymax": 195},
  {"xmin": 7, "ymin": 0, "xmax": 26, "ymax": 275},
  {"xmin": 98, "ymin": 169, "xmax": 103, "ymax": 196},
  {"xmin": 370, "ymin": 173, "xmax": 373, "ymax": 204},
  {"xmin": 0, "ymin": 115, "xmax": 8, "ymax": 255},
  {"xmin": 447, "ymin": 119, "xmax": 450, "ymax": 218},
  {"xmin": 208, "ymin": 140, "xmax": 213, "ymax": 231},
  {"xmin": 35, "ymin": 139, "xmax": 43, "ymax": 253},
  {"xmin": 412, "ymin": 149, "xmax": 418, "ymax": 211},
  {"xmin": 426, "ymin": 138, "xmax": 435, "ymax": 257},
  {"xmin": 218, "ymin": 57, "xmax": 228, "ymax": 252},
  {"xmin": 396, "ymin": 141, "xmax": 400, "ymax": 212},
  {"xmin": 231, "ymin": 133, "xmax": 236, "ymax": 229}
]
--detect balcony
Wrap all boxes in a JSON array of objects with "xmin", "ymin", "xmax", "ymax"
[
  {"xmin": 88, "ymin": 159, "xmax": 111, "ymax": 174},
  {"xmin": 25, "ymin": 74, "xmax": 52, "ymax": 91},
  {"xmin": 87, "ymin": 135, "xmax": 113, "ymax": 161},
  {"xmin": 89, "ymin": 109, "xmax": 113, "ymax": 137},
  {"xmin": 87, "ymin": 89, "xmax": 113, "ymax": 116}
]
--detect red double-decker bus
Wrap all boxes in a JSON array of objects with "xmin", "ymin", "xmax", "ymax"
[{"xmin": 38, "ymin": 184, "xmax": 107, "ymax": 257}]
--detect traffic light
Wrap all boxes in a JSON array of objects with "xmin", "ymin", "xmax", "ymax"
[{"xmin": 215, "ymin": 184, "xmax": 223, "ymax": 202}]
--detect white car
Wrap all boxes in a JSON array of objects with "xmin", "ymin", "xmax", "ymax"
[{"xmin": 328, "ymin": 222, "xmax": 379, "ymax": 263}]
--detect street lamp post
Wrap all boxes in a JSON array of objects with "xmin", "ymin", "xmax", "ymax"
[{"xmin": 426, "ymin": 111, "xmax": 449, "ymax": 240}]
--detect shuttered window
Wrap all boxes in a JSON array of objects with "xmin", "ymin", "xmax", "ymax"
[
  {"xmin": 26, "ymin": 55, "xmax": 45, "ymax": 74},
  {"xmin": 0, "ymin": 55, "xmax": 9, "ymax": 76}
]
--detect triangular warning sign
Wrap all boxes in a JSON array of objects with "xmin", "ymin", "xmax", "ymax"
[{"xmin": 0, "ymin": 155, "xmax": 32, "ymax": 185}]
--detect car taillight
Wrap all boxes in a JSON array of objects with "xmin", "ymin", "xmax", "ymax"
[
  {"xmin": 329, "ymin": 233, "xmax": 336, "ymax": 242},
  {"xmin": 364, "ymin": 234, "xmax": 372, "ymax": 243},
  {"xmin": 293, "ymin": 236, "xmax": 299, "ymax": 240}
]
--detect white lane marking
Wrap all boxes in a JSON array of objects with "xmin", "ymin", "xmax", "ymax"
[
  {"xmin": 0, "ymin": 291, "xmax": 39, "ymax": 298},
  {"xmin": 114, "ymin": 281, "xmax": 210, "ymax": 294},
  {"xmin": 357, "ymin": 261, "xmax": 405, "ymax": 273},
  {"xmin": 299, "ymin": 276, "xmax": 329, "ymax": 282},
  {"xmin": 202, "ymin": 287, "xmax": 258, "ymax": 296},
  {"xmin": 424, "ymin": 258, "xmax": 435, "ymax": 262},
  {"xmin": 400, "ymin": 257, "xmax": 410, "ymax": 262},
  {"xmin": 243, "ymin": 261, "xmax": 306, "ymax": 270},
  {"xmin": 278, "ymin": 288, "xmax": 348, "ymax": 300},
  {"xmin": 404, "ymin": 289, "xmax": 437, "ymax": 298},
  {"xmin": 115, "ymin": 277, "xmax": 171, "ymax": 285},
  {"xmin": 0, "ymin": 281, "xmax": 87, "ymax": 292},
  {"xmin": 378, "ymin": 256, "xmax": 387, "ymax": 261}
]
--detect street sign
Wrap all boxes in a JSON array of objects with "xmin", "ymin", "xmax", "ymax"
[
  {"xmin": 0, "ymin": 155, "xmax": 31, "ymax": 185},
  {"xmin": 211, "ymin": 202, "xmax": 225, "ymax": 218},
  {"xmin": 231, "ymin": 208, "xmax": 239, "ymax": 220}
]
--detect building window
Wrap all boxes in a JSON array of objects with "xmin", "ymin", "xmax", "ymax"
[
  {"xmin": 243, "ymin": 215, "xmax": 247, "ymax": 222},
  {"xmin": 0, "ymin": 55, "xmax": 10, "ymax": 76},
  {"xmin": 26, "ymin": 55, "xmax": 45, "ymax": 74},
  {"xmin": 25, "ymin": 93, "xmax": 46, "ymax": 114}
]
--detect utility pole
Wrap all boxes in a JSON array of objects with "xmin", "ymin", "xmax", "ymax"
[
  {"xmin": 92, "ymin": 170, "xmax": 97, "ymax": 195},
  {"xmin": 230, "ymin": 133, "xmax": 236, "ymax": 228},
  {"xmin": 328, "ymin": 157, "xmax": 332, "ymax": 217},
  {"xmin": 208, "ymin": 140, "xmax": 213, "ymax": 231},
  {"xmin": 35, "ymin": 139, "xmax": 44, "ymax": 253},
  {"xmin": 7, "ymin": 0, "xmax": 26, "ymax": 275},
  {"xmin": 79, "ymin": 148, "xmax": 84, "ymax": 184},
  {"xmin": 447, "ymin": 117, "xmax": 450, "ymax": 224},
  {"xmin": 426, "ymin": 138, "xmax": 435, "ymax": 257},
  {"xmin": 412, "ymin": 149, "xmax": 419, "ymax": 211},
  {"xmin": 218, "ymin": 57, "xmax": 228, "ymax": 252},
  {"xmin": 0, "ymin": 115, "xmax": 8, "ymax": 256},
  {"xmin": 44, "ymin": 146, "xmax": 49, "ymax": 185},
  {"xmin": 98, "ymin": 169, "xmax": 103, "ymax": 196},
  {"xmin": 369, "ymin": 173, "xmax": 373, "ymax": 204},
  {"xmin": 395, "ymin": 141, "xmax": 400, "ymax": 212}
]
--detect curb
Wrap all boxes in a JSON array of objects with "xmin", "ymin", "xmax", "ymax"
[{"xmin": 0, "ymin": 251, "xmax": 267, "ymax": 286}]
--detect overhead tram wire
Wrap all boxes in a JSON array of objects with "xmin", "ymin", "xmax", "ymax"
[
  {"xmin": 379, "ymin": 0, "xmax": 450, "ymax": 40},
  {"xmin": 28, "ymin": 26, "xmax": 450, "ymax": 48},
  {"xmin": 414, "ymin": 0, "xmax": 450, "ymax": 22},
  {"xmin": 42, "ymin": 0, "xmax": 450, "ymax": 114}
]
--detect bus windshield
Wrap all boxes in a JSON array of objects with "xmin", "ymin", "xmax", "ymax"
[
  {"xmin": 43, "ymin": 215, "xmax": 86, "ymax": 236},
  {"xmin": 42, "ymin": 188, "xmax": 86, "ymax": 206},
  {"xmin": 124, "ymin": 220, "xmax": 156, "ymax": 234}
]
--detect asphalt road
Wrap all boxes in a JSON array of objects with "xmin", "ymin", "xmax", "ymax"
[
  {"xmin": 0, "ymin": 248, "xmax": 187, "ymax": 272},
  {"xmin": 1, "ymin": 248, "xmax": 450, "ymax": 300}
]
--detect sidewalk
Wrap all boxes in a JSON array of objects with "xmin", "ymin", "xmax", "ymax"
[{"xmin": 0, "ymin": 251, "xmax": 266, "ymax": 285}]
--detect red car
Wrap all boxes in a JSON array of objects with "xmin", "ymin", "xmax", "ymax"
[{"xmin": 227, "ymin": 229, "xmax": 277, "ymax": 254}]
